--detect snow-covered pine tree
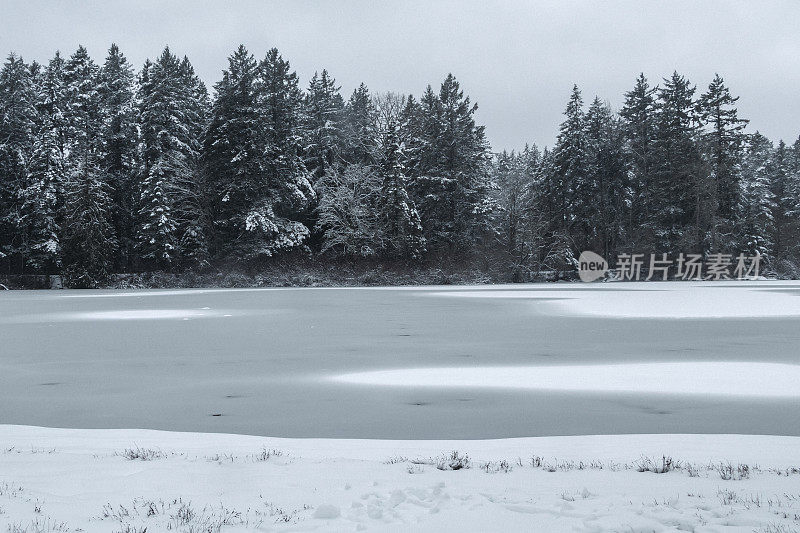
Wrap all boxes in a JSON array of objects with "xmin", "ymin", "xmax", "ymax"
[
  {"xmin": 584, "ymin": 97, "xmax": 628, "ymax": 258},
  {"xmin": 652, "ymin": 72, "xmax": 703, "ymax": 253},
  {"xmin": 303, "ymin": 69, "xmax": 344, "ymax": 182},
  {"xmin": 738, "ymin": 132, "xmax": 776, "ymax": 259},
  {"xmin": 551, "ymin": 85, "xmax": 588, "ymax": 247},
  {"xmin": 492, "ymin": 147, "xmax": 537, "ymax": 275},
  {"xmin": 770, "ymin": 140, "xmax": 799, "ymax": 260},
  {"xmin": 61, "ymin": 46, "xmax": 116, "ymax": 285},
  {"xmin": 407, "ymin": 75, "xmax": 493, "ymax": 252},
  {"xmin": 233, "ymin": 47, "xmax": 314, "ymax": 260},
  {"xmin": 342, "ymin": 83, "xmax": 376, "ymax": 166},
  {"xmin": 137, "ymin": 47, "xmax": 208, "ymax": 269},
  {"xmin": 378, "ymin": 122, "xmax": 424, "ymax": 259},
  {"xmin": 174, "ymin": 55, "xmax": 210, "ymax": 267},
  {"xmin": 619, "ymin": 73, "xmax": 658, "ymax": 250},
  {"xmin": 697, "ymin": 74, "xmax": 748, "ymax": 251},
  {"xmin": 23, "ymin": 63, "xmax": 62, "ymax": 273},
  {"xmin": 202, "ymin": 45, "xmax": 262, "ymax": 259},
  {"xmin": 0, "ymin": 53, "xmax": 38, "ymax": 272},
  {"xmin": 98, "ymin": 43, "xmax": 137, "ymax": 270}
]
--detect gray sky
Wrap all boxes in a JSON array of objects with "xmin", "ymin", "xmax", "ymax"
[{"xmin": 2, "ymin": 0, "xmax": 799, "ymax": 151}]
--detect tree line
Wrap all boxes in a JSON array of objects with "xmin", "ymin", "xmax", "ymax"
[
  {"xmin": 494, "ymin": 74, "xmax": 800, "ymax": 280},
  {"xmin": 0, "ymin": 44, "xmax": 798, "ymax": 285}
]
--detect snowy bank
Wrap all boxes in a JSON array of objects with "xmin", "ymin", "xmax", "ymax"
[{"xmin": 1, "ymin": 426, "xmax": 800, "ymax": 532}]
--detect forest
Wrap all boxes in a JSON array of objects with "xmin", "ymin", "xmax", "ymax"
[{"xmin": 1, "ymin": 44, "xmax": 799, "ymax": 286}]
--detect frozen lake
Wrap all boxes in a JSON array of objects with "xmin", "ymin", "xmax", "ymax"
[{"xmin": 2, "ymin": 282, "xmax": 800, "ymax": 438}]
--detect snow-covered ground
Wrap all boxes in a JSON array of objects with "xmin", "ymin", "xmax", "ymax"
[
  {"xmin": 2, "ymin": 282, "xmax": 800, "ymax": 531},
  {"xmin": 2, "ymin": 425, "xmax": 800, "ymax": 532}
]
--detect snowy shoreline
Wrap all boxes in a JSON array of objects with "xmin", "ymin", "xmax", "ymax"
[{"xmin": 2, "ymin": 425, "xmax": 800, "ymax": 532}]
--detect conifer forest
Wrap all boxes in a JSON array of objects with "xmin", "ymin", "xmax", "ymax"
[{"xmin": 1, "ymin": 44, "xmax": 799, "ymax": 286}]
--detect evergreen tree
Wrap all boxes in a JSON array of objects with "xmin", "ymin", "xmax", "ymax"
[
  {"xmin": 61, "ymin": 46, "xmax": 116, "ymax": 285},
  {"xmin": 175, "ymin": 55, "xmax": 210, "ymax": 266},
  {"xmin": 551, "ymin": 85, "xmax": 587, "ymax": 246},
  {"xmin": 203, "ymin": 45, "xmax": 262, "ymax": 259},
  {"xmin": 98, "ymin": 43, "xmax": 137, "ymax": 270},
  {"xmin": 237, "ymin": 47, "xmax": 314, "ymax": 259},
  {"xmin": 408, "ymin": 74, "xmax": 493, "ymax": 251},
  {"xmin": 303, "ymin": 69, "xmax": 344, "ymax": 181},
  {"xmin": 342, "ymin": 83, "xmax": 376, "ymax": 166},
  {"xmin": 619, "ymin": 73, "xmax": 657, "ymax": 249},
  {"xmin": 652, "ymin": 72, "xmax": 703, "ymax": 252},
  {"xmin": 492, "ymin": 147, "xmax": 538, "ymax": 276},
  {"xmin": 0, "ymin": 53, "xmax": 38, "ymax": 272},
  {"xmin": 137, "ymin": 47, "xmax": 208, "ymax": 268},
  {"xmin": 770, "ymin": 140, "xmax": 798, "ymax": 259},
  {"xmin": 378, "ymin": 122, "xmax": 424, "ymax": 259},
  {"xmin": 738, "ymin": 132, "xmax": 775, "ymax": 258},
  {"xmin": 584, "ymin": 97, "xmax": 628, "ymax": 258},
  {"xmin": 697, "ymin": 74, "xmax": 748, "ymax": 250}
]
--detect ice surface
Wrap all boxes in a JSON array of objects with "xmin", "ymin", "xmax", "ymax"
[
  {"xmin": 434, "ymin": 283, "xmax": 800, "ymax": 317},
  {"xmin": 332, "ymin": 361, "xmax": 800, "ymax": 397},
  {"xmin": 2, "ymin": 281, "xmax": 800, "ymax": 438}
]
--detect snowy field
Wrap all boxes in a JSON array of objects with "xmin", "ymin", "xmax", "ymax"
[
  {"xmin": 2, "ymin": 282, "xmax": 800, "ymax": 531},
  {"xmin": 2, "ymin": 426, "xmax": 800, "ymax": 532}
]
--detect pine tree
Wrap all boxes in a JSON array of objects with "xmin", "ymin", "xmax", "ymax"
[
  {"xmin": 136, "ymin": 47, "xmax": 208, "ymax": 268},
  {"xmin": 0, "ymin": 54, "xmax": 38, "ymax": 272},
  {"xmin": 303, "ymin": 69, "xmax": 344, "ymax": 182},
  {"xmin": 23, "ymin": 65, "xmax": 61, "ymax": 273},
  {"xmin": 492, "ymin": 147, "xmax": 538, "ymax": 275},
  {"xmin": 98, "ymin": 43, "xmax": 137, "ymax": 270},
  {"xmin": 738, "ymin": 132, "xmax": 775, "ymax": 258},
  {"xmin": 342, "ymin": 83, "xmax": 376, "ymax": 166},
  {"xmin": 175, "ymin": 55, "xmax": 210, "ymax": 267},
  {"xmin": 652, "ymin": 72, "xmax": 703, "ymax": 252},
  {"xmin": 584, "ymin": 97, "xmax": 627, "ymax": 257},
  {"xmin": 408, "ymin": 74, "xmax": 493, "ymax": 251},
  {"xmin": 236, "ymin": 47, "xmax": 314, "ymax": 260},
  {"xmin": 697, "ymin": 74, "xmax": 748, "ymax": 250},
  {"xmin": 378, "ymin": 122, "xmax": 424, "ymax": 259},
  {"xmin": 61, "ymin": 46, "xmax": 116, "ymax": 285},
  {"xmin": 619, "ymin": 73, "xmax": 658, "ymax": 249},
  {"xmin": 770, "ymin": 140, "xmax": 798, "ymax": 259},
  {"xmin": 203, "ymin": 45, "xmax": 262, "ymax": 259},
  {"xmin": 551, "ymin": 85, "xmax": 587, "ymax": 247}
]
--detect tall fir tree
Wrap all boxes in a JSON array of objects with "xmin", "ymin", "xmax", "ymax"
[
  {"xmin": 237, "ymin": 47, "xmax": 314, "ymax": 260},
  {"xmin": 770, "ymin": 140, "xmax": 798, "ymax": 259},
  {"xmin": 492, "ymin": 147, "xmax": 538, "ymax": 274},
  {"xmin": 551, "ymin": 85, "xmax": 587, "ymax": 247},
  {"xmin": 652, "ymin": 72, "xmax": 703, "ymax": 252},
  {"xmin": 407, "ymin": 74, "xmax": 493, "ymax": 251},
  {"xmin": 303, "ymin": 69, "xmax": 344, "ymax": 182},
  {"xmin": 619, "ymin": 73, "xmax": 658, "ymax": 250},
  {"xmin": 697, "ymin": 74, "xmax": 748, "ymax": 250},
  {"xmin": 342, "ymin": 83, "xmax": 376, "ymax": 166},
  {"xmin": 61, "ymin": 46, "xmax": 116, "ymax": 285},
  {"xmin": 738, "ymin": 132, "xmax": 776, "ymax": 258},
  {"xmin": 584, "ymin": 97, "xmax": 628, "ymax": 258},
  {"xmin": 0, "ymin": 54, "xmax": 38, "ymax": 272},
  {"xmin": 203, "ymin": 44, "xmax": 262, "ymax": 259},
  {"xmin": 378, "ymin": 122, "xmax": 424, "ymax": 259},
  {"xmin": 137, "ymin": 47, "xmax": 208, "ymax": 268},
  {"xmin": 98, "ymin": 43, "xmax": 137, "ymax": 270}
]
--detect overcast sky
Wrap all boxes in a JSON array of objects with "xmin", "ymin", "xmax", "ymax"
[{"xmin": 2, "ymin": 0, "xmax": 799, "ymax": 152}]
